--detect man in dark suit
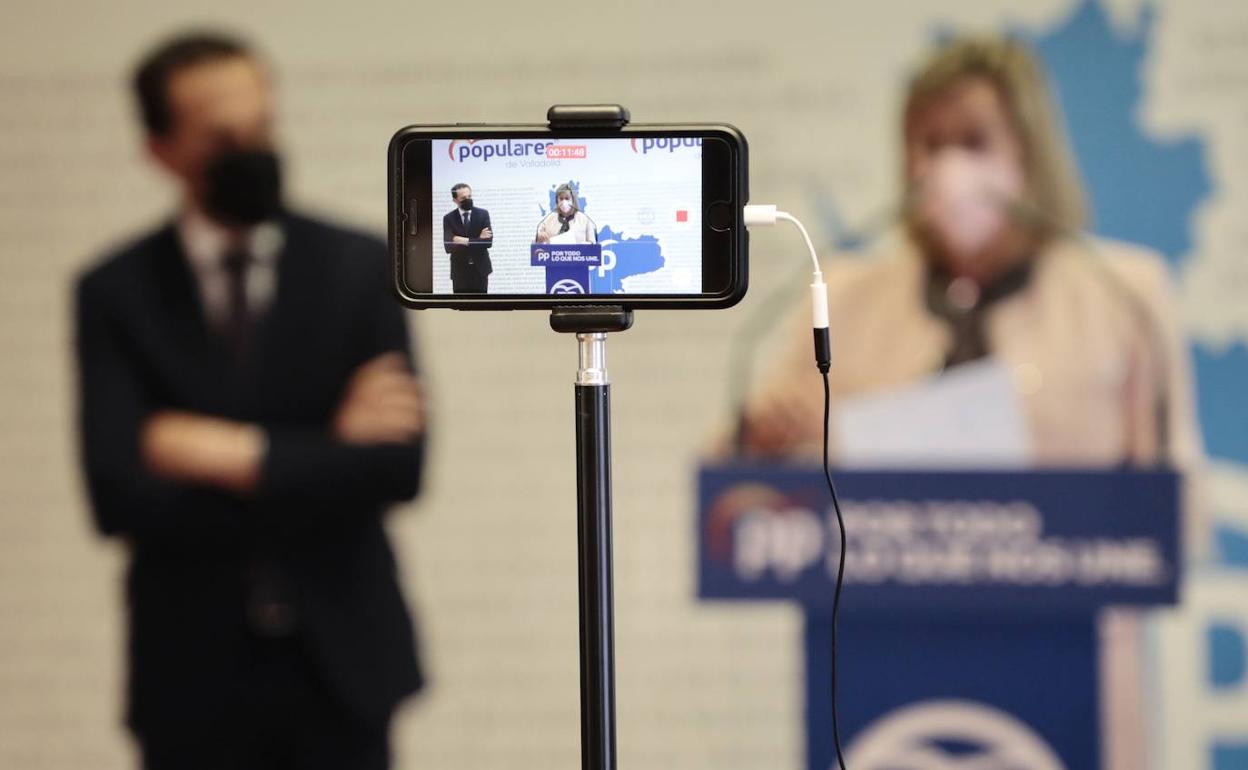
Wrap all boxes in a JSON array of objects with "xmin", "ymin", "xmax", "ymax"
[
  {"xmin": 442, "ymin": 183, "xmax": 493, "ymax": 293},
  {"xmin": 74, "ymin": 33, "xmax": 425, "ymax": 770}
]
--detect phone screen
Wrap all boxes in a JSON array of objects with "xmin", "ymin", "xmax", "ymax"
[{"xmin": 396, "ymin": 130, "xmax": 741, "ymax": 302}]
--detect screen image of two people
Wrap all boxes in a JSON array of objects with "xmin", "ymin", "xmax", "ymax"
[{"xmin": 443, "ymin": 182, "xmax": 598, "ymax": 293}]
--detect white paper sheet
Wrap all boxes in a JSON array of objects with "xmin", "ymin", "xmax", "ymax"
[{"xmin": 833, "ymin": 358, "xmax": 1032, "ymax": 468}]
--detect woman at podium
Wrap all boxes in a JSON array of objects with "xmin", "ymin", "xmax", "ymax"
[
  {"xmin": 535, "ymin": 183, "xmax": 599, "ymax": 244},
  {"xmin": 739, "ymin": 36, "xmax": 1204, "ymax": 480},
  {"xmin": 735, "ymin": 36, "xmax": 1207, "ymax": 770}
]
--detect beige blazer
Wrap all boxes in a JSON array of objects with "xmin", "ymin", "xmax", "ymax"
[
  {"xmin": 740, "ymin": 233, "xmax": 1206, "ymax": 551},
  {"xmin": 535, "ymin": 210, "xmax": 597, "ymax": 244}
]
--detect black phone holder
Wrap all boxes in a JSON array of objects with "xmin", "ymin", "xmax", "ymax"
[
  {"xmin": 548, "ymin": 104, "xmax": 631, "ymax": 770},
  {"xmin": 548, "ymin": 103, "xmax": 632, "ymax": 131}
]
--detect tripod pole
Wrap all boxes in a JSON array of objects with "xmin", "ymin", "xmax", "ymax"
[{"xmin": 574, "ymin": 331, "xmax": 617, "ymax": 770}]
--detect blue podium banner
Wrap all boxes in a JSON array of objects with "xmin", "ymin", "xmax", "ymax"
[
  {"xmin": 698, "ymin": 465, "xmax": 1180, "ymax": 616},
  {"xmin": 529, "ymin": 243, "xmax": 602, "ymax": 267},
  {"xmin": 531, "ymin": 243, "xmax": 602, "ymax": 294}
]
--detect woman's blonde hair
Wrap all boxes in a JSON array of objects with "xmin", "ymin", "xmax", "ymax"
[
  {"xmin": 902, "ymin": 36, "xmax": 1087, "ymax": 240},
  {"xmin": 555, "ymin": 183, "xmax": 579, "ymax": 215}
]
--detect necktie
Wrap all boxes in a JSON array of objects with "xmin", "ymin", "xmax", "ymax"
[
  {"xmin": 462, "ymin": 211, "xmax": 470, "ymax": 231},
  {"xmin": 221, "ymin": 247, "xmax": 253, "ymax": 360}
]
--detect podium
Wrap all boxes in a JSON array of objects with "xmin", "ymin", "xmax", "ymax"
[
  {"xmin": 697, "ymin": 464, "xmax": 1181, "ymax": 770},
  {"xmin": 531, "ymin": 243, "xmax": 603, "ymax": 294}
]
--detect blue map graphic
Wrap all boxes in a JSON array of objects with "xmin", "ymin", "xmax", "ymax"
[
  {"xmin": 1024, "ymin": 1, "xmax": 1209, "ymax": 266},
  {"xmin": 593, "ymin": 227, "xmax": 665, "ymax": 293},
  {"xmin": 1023, "ymin": 1, "xmax": 1248, "ymax": 474},
  {"xmin": 542, "ymin": 180, "xmax": 666, "ymax": 292}
]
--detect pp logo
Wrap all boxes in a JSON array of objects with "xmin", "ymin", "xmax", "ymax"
[
  {"xmin": 844, "ymin": 700, "xmax": 1066, "ymax": 770},
  {"xmin": 535, "ymin": 250, "xmax": 550, "ymax": 262},
  {"xmin": 550, "ymin": 279, "xmax": 586, "ymax": 295}
]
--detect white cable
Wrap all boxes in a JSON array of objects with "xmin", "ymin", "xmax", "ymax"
[
  {"xmin": 743, "ymin": 204, "xmax": 830, "ymax": 336},
  {"xmin": 775, "ymin": 211, "xmax": 822, "ymax": 276}
]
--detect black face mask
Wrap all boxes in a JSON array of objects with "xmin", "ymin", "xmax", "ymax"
[
  {"xmin": 202, "ymin": 148, "xmax": 283, "ymax": 227},
  {"xmin": 458, "ymin": 197, "xmax": 474, "ymax": 211}
]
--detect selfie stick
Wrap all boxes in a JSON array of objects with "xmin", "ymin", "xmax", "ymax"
[{"xmin": 548, "ymin": 104, "xmax": 634, "ymax": 770}]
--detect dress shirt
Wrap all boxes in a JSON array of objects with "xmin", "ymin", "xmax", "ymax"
[{"xmin": 178, "ymin": 208, "xmax": 284, "ymax": 332}]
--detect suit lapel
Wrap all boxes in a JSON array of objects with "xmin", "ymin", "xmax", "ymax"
[
  {"xmin": 250, "ymin": 215, "xmax": 337, "ymax": 421},
  {"xmin": 252, "ymin": 216, "xmax": 300, "ymax": 391},
  {"xmin": 152, "ymin": 225, "xmax": 213, "ymax": 348},
  {"xmin": 158, "ymin": 226, "xmax": 237, "ymax": 362},
  {"xmin": 148, "ymin": 224, "xmax": 236, "ymax": 411}
]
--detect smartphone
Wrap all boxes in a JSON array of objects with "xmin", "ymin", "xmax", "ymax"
[{"xmin": 388, "ymin": 124, "xmax": 748, "ymax": 309}]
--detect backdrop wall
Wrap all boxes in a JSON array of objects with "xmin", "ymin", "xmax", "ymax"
[{"xmin": 0, "ymin": 1, "xmax": 1244, "ymax": 768}]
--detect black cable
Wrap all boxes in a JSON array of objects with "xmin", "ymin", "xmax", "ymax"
[
  {"xmin": 821, "ymin": 369, "xmax": 849, "ymax": 770},
  {"xmin": 746, "ymin": 205, "xmax": 847, "ymax": 766}
]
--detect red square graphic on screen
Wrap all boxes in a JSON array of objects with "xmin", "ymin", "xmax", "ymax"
[{"xmin": 676, "ymin": 210, "xmax": 688, "ymax": 222}]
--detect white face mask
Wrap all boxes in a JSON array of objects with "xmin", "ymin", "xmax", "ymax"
[
  {"xmin": 558, "ymin": 199, "xmax": 573, "ymax": 215},
  {"xmin": 916, "ymin": 147, "xmax": 1023, "ymax": 264}
]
